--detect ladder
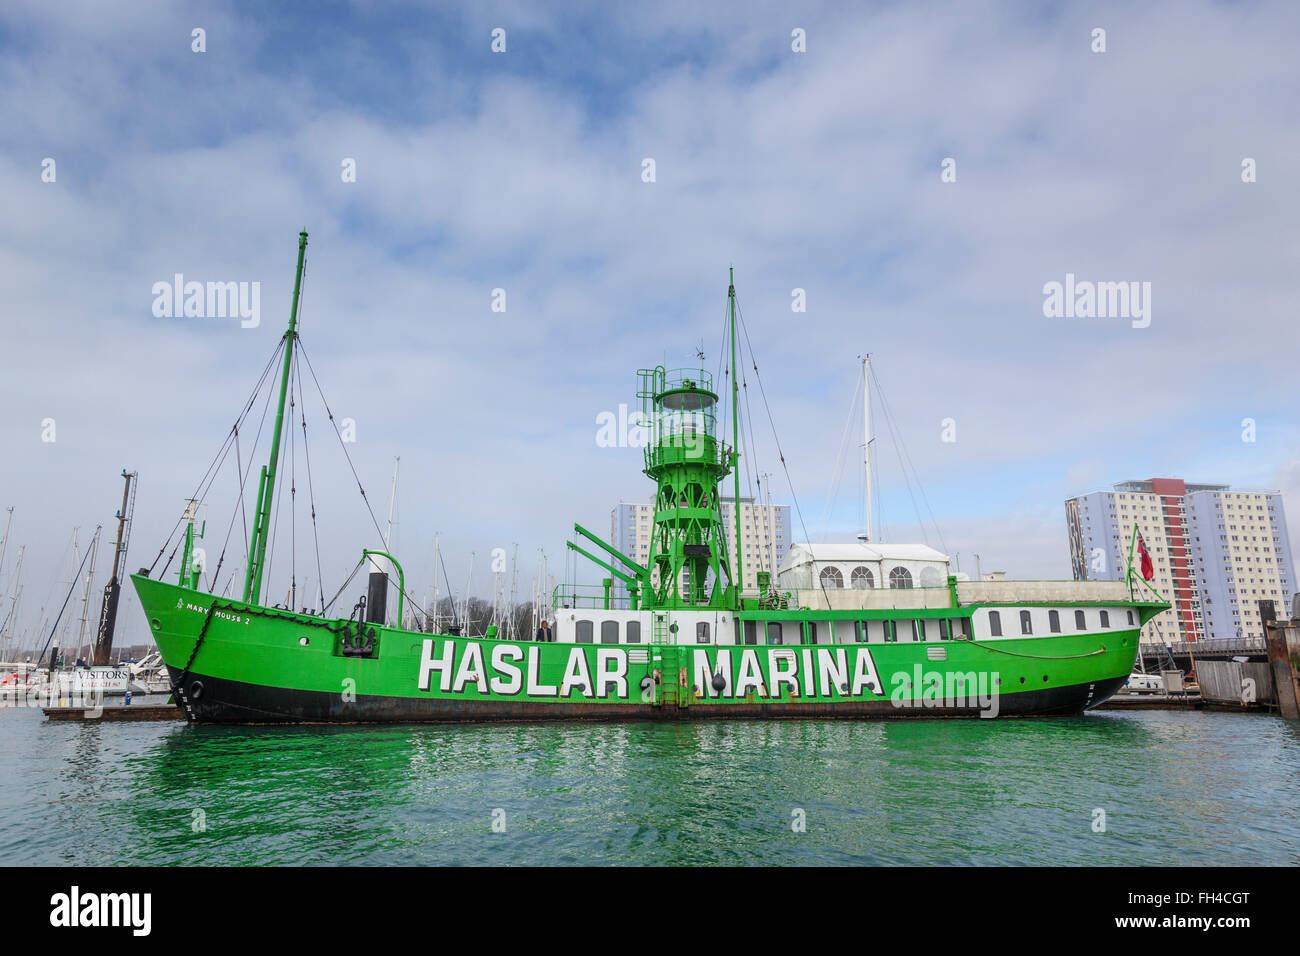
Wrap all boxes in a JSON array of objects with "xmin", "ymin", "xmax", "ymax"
[{"xmin": 650, "ymin": 612, "xmax": 680, "ymax": 708}]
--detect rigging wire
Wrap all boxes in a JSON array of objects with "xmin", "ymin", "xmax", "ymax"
[
  {"xmin": 732, "ymin": 295, "xmax": 833, "ymax": 608},
  {"xmin": 871, "ymin": 366, "xmax": 948, "ymax": 554},
  {"xmin": 146, "ymin": 338, "xmax": 285, "ymax": 575},
  {"xmin": 295, "ymin": 350, "xmax": 327, "ymax": 614},
  {"xmin": 818, "ymin": 365, "xmax": 863, "ymax": 543},
  {"xmin": 32, "ymin": 541, "xmax": 96, "ymax": 668},
  {"xmin": 297, "ymin": 342, "xmax": 390, "ymax": 553}
]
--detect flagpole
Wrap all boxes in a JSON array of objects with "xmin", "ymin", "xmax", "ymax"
[{"xmin": 1125, "ymin": 523, "xmax": 1138, "ymax": 599}]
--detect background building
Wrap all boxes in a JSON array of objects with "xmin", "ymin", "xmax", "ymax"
[
  {"xmin": 610, "ymin": 496, "xmax": 791, "ymax": 598},
  {"xmin": 1066, "ymin": 478, "xmax": 1295, "ymax": 645}
]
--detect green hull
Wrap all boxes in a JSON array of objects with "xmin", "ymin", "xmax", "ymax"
[{"xmin": 133, "ymin": 574, "xmax": 1143, "ymax": 724}]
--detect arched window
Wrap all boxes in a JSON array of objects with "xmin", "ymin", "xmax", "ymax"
[
  {"xmin": 601, "ymin": 621, "xmax": 619, "ymax": 644},
  {"xmin": 819, "ymin": 566, "xmax": 844, "ymax": 588},
  {"xmin": 889, "ymin": 567, "xmax": 913, "ymax": 589},
  {"xmin": 1049, "ymin": 610, "xmax": 1060, "ymax": 633},
  {"xmin": 850, "ymin": 566, "xmax": 874, "ymax": 589},
  {"xmin": 1020, "ymin": 610, "xmax": 1032, "ymax": 635},
  {"xmin": 1074, "ymin": 610, "xmax": 1085, "ymax": 630},
  {"xmin": 1100, "ymin": 610, "xmax": 1110, "ymax": 627},
  {"xmin": 988, "ymin": 611, "xmax": 1002, "ymax": 637},
  {"xmin": 576, "ymin": 621, "xmax": 594, "ymax": 643}
]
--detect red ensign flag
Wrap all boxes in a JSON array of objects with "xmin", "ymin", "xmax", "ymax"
[{"xmin": 1137, "ymin": 533, "xmax": 1154, "ymax": 581}]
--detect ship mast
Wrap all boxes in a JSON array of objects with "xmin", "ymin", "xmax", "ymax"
[
  {"xmin": 729, "ymin": 267, "xmax": 743, "ymax": 595},
  {"xmin": 861, "ymin": 354, "xmax": 872, "ymax": 543},
  {"xmin": 92, "ymin": 470, "xmax": 138, "ymax": 665},
  {"xmin": 244, "ymin": 230, "xmax": 308, "ymax": 606}
]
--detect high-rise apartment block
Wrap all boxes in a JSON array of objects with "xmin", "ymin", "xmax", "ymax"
[{"xmin": 1066, "ymin": 478, "xmax": 1295, "ymax": 644}]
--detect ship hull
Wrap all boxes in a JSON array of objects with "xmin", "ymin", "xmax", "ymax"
[
  {"xmin": 134, "ymin": 575, "xmax": 1141, "ymax": 725},
  {"xmin": 158, "ymin": 668, "xmax": 1129, "ymax": 723}
]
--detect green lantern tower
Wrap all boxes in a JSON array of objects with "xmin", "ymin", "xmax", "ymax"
[
  {"xmin": 637, "ymin": 363, "xmax": 735, "ymax": 609},
  {"xmin": 565, "ymin": 269, "xmax": 745, "ymax": 612}
]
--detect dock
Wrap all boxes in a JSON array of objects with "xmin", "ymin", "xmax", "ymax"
[
  {"xmin": 43, "ymin": 703, "xmax": 186, "ymax": 722},
  {"xmin": 1095, "ymin": 693, "xmax": 1204, "ymax": 711}
]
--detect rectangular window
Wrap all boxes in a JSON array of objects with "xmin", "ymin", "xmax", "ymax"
[
  {"xmin": 989, "ymin": 611, "xmax": 1002, "ymax": 637},
  {"xmin": 744, "ymin": 620, "xmax": 757, "ymax": 645},
  {"xmin": 885, "ymin": 620, "xmax": 897, "ymax": 643},
  {"xmin": 576, "ymin": 621, "xmax": 594, "ymax": 643},
  {"xmin": 1020, "ymin": 611, "xmax": 1033, "ymax": 635},
  {"xmin": 910, "ymin": 620, "xmax": 922, "ymax": 642},
  {"xmin": 626, "ymin": 621, "xmax": 641, "ymax": 644},
  {"xmin": 601, "ymin": 621, "xmax": 619, "ymax": 644},
  {"xmin": 696, "ymin": 622, "xmax": 710, "ymax": 644},
  {"xmin": 767, "ymin": 622, "xmax": 782, "ymax": 645}
]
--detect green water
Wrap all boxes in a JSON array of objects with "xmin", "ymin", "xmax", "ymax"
[{"xmin": 1, "ymin": 706, "xmax": 1296, "ymax": 865}]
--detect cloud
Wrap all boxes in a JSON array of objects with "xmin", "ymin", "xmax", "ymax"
[{"xmin": 1, "ymin": 1, "xmax": 1297, "ymax": 648}]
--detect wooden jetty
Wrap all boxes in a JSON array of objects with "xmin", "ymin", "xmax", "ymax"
[{"xmin": 43, "ymin": 703, "xmax": 185, "ymax": 721}]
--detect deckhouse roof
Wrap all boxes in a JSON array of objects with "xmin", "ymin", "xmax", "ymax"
[{"xmin": 782, "ymin": 541, "xmax": 949, "ymax": 566}]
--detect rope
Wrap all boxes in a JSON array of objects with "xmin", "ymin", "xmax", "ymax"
[
  {"xmin": 871, "ymin": 366, "xmax": 947, "ymax": 554},
  {"xmin": 296, "ymin": 350, "xmax": 326, "ymax": 613},
  {"xmin": 296, "ymin": 342, "xmax": 390, "ymax": 548},
  {"xmin": 32, "ymin": 540, "xmax": 96, "ymax": 667},
  {"xmin": 734, "ymin": 295, "xmax": 833, "ymax": 611},
  {"xmin": 147, "ymin": 338, "xmax": 284, "ymax": 575},
  {"xmin": 819, "ymin": 364, "xmax": 863, "ymax": 542},
  {"xmin": 322, "ymin": 558, "xmax": 366, "ymax": 615},
  {"xmin": 971, "ymin": 641, "xmax": 1107, "ymax": 661}
]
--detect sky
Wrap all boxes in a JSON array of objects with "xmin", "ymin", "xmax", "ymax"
[{"xmin": 1, "ymin": 0, "xmax": 1297, "ymax": 652}]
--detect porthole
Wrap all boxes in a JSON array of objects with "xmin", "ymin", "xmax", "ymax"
[
  {"xmin": 299, "ymin": 637, "xmax": 310, "ymax": 646},
  {"xmin": 1042, "ymin": 675, "xmax": 1049, "ymax": 682},
  {"xmin": 150, "ymin": 618, "xmax": 161, "ymax": 630},
  {"xmin": 1019, "ymin": 677, "xmax": 1026, "ymax": 684}
]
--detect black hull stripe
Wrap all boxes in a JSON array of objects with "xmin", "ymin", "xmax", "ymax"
[{"xmin": 173, "ymin": 673, "xmax": 1130, "ymax": 724}]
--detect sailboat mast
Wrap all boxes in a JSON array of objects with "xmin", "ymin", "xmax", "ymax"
[
  {"xmin": 244, "ymin": 230, "xmax": 308, "ymax": 605},
  {"xmin": 729, "ymin": 267, "xmax": 742, "ymax": 597},
  {"xmin": 0, "ymin": 507, "xmax": 12, "ymax": 590},
  {"xmin": 76, "ymin": 526, "xmax": 102, "ymax": 660},
  {"xmin": 862, "ymin": 354, "xmax": 872, "ymax": 542},
  {"xmin": 0, "ymin": 546, "xmax": 22, "ymax": 660},
  {"xmin": 431, "ymin": 532, "xmax": 440, "ymax": 632},
  {"xmin": 60, "ymin": 528, "xmax": 79, "ymax": 647},
  {"xmin": 384, "ymin": 457, "xmax": 399, "ymax": 552}
]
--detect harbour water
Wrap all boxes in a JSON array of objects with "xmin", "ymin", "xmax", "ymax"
[{"xmin": 1, "ymin": 705, "xmax": 1296, "ymax": 866}]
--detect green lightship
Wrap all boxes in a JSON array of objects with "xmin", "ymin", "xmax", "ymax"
[{"xmin": 131, "ymin": 234, "xmax": 1165, "ymax": 723}]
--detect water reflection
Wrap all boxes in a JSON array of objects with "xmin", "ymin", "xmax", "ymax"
[{"xmin": 1, "ymin": 707, "xmax": 1297, "ymax": 865}]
